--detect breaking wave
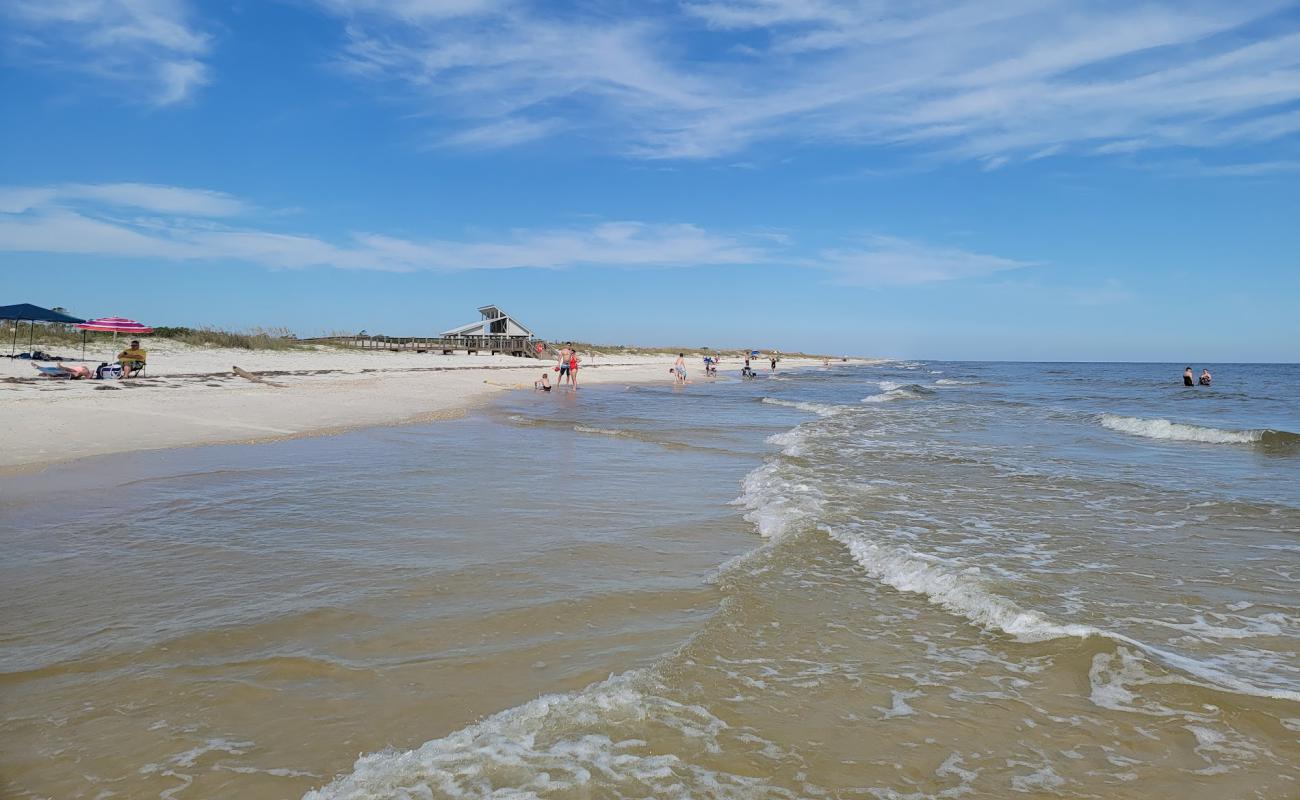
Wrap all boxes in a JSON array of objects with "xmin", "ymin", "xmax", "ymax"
[
  {"xmin": 827, "ymin": 523, "xmax": 1098, "ymax": 642},
  {"xmin": 737, "ymin": 420, "xmax": 1099, "ymax": 641},
  {"xmin": 735, "ymin": 417, "xmax": 1300, "ymax": 705},
  {"xmin": 304, "ymin": 671, "xmax": 803, "ymax": 799},
  {"xmin": 1099, "ymin": 414, "xmax": 1297, "ymax": 449},
  {"xmin": 760, "ymin": 397, "xmax": 845, "ymax": 417},
  {"xmin": 862, "ymin": 383, "xmax": 935, "ymax": 403}
]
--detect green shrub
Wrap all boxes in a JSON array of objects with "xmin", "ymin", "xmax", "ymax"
[{"xmin": 164, "ymin": 326, "xmax": 304, "ymax": 350}]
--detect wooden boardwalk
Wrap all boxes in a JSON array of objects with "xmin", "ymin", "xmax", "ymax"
[{"xmin": 303, "ymin": 335, "xmax": 545, "ymax": 358}]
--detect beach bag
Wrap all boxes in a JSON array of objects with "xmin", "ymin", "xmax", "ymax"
[{"xmin": 97, "ymin": 363, "xmax": 123, "ymax": 379}]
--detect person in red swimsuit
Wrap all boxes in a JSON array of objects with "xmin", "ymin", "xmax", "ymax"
[{"xmin": 568, "ymin": 350, "xmax": 580, "ymax": 388}]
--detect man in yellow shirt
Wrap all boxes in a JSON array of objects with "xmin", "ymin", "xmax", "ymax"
[{"xmin": 117, "ymin": 340, "xmax": 147, "ymax": 377}]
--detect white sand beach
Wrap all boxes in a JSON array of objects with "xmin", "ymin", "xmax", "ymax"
[{"xmin": 1, "ymin": 342, "xmax": 841, "ymax": 471}]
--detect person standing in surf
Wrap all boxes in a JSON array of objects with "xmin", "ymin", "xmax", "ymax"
[
  {"xmin": 1183, "ymin": 366, "xmax": 1195, "ymax": 386},
  {"xmin": 557, "ymin": 346, "xmax": 571, "ymax": 386},
  {"xmin": 569, "ymin": 348, "xmax": 581, "ymax": 388},
  {"xmin": 1200, "ymin": 368, "xmax": 1213, "ymax": 386}
]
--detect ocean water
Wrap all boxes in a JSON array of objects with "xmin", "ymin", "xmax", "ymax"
[{"xmin": 2, "ymin": 361, "xmax": 1298, "ymax": 798}]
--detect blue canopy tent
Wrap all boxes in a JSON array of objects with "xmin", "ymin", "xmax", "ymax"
[{"xmin": 1, "ymin": 303, "xmax": 88, "ymax": 358}]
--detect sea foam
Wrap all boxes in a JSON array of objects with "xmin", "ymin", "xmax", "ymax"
[
  {"xmin": 735, "ymin": 459, "xmax": 824, "ymax": 540},
  {"xmin": 303, "ymin": 671, "xmax": 794, "ymax": 799},
  {"xmin": 574, "ymin": 424, "xmax": 626, "ymax": 437}
]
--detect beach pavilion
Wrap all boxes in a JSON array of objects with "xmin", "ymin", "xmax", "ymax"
[
  {"xmin": 438, "ymin": 305, "xmax": 540, "ymax": 357},
  {"xmin": 439, "ymin": 305, "xmax": 534, "ymax": 339}
]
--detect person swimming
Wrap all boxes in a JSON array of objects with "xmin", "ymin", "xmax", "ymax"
[
  {"xmin": 1199, "ymin": 368, "xmax": 1212, "ymax": 386},
  {"xmin": 1183, "ymin": 367, "xmax": 1195, "ymax": 386}
]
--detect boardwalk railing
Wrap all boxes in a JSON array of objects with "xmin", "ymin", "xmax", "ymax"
[{"xmin": 302, "ymin": 335, "xmax": 545, "ymax": 358}]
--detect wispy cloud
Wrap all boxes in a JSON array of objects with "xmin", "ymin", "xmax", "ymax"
[
  {"xmin": 313, "ymin": 0, "xmax": 1300, "ymax": 163},
  {"xmin": 0, "ymin": 183, "xmax": 763, "ymax": 271},
  {"xmin": 815, "ymin": 235, "xmax": 1036, "ymax": 286},
  {"xmin": 439, "ymin": 117, "xmax": 563, "ymax": 149},
  {"xmin": 1161, "ymin": 158, "xmax": 1300, "ymax": 177},
  {"xmin": 0, "ymin": 183, "xmax": 246, "ymax": 216},
  {"xmin": 0, "ymin": 183, "xmax": 1038, "ymax": 287},
  {"xmin": 3, "ymin": 0, "xmax": 211, "ymax": 104}
]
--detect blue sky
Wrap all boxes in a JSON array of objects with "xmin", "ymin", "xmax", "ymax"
[{"xmin": 1, "ymin": 0, "xmax": 1298, "ymax": 361}]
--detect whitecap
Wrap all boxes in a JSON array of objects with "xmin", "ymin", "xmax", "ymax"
[
  {"xmin": 1099, "ymin": 414, "xmax": 1262, "ymax": 444},
  {"xmin": 760, "ymin": 397, "xmax": 845, "ymax": 417},
  {"xmin": 862, "ymin": 384, "xmax": 935, "ymax": 403},
  {"xmin": 825, "ymin": 524, "xmax": 1100, "ymax": 642}
]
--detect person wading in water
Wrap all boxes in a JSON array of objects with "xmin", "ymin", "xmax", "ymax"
[{"xmin": 557, "ymin": 346, "xmax": 571, "ymax": 386}]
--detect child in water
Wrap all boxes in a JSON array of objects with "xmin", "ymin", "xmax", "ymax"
[{"xmin": 535, "ymin": 373, "xmax": 551, "ymax": 392}]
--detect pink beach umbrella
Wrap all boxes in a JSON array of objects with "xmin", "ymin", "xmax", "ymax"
[
  {"xmin": 77, "ymin": 316, "xmax": 154, "ymax": 360},
  {"xmin": 77, "ymin": 316, "xmax": 154, "ymax": 335}
]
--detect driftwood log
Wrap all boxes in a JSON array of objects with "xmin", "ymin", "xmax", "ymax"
[{"xmin": 232, "ymin": 366, "xmax": 285, "ymax": 387}]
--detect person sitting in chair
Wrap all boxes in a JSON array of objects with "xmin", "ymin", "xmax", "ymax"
[{"xmin": 118, "ymin": 340, "xmax": 147, "ymax": 377}]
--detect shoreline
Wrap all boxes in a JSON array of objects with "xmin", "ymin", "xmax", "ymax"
[{"xmin": 2, "ymin": 346, "xmax": 870, "ymax": 474}]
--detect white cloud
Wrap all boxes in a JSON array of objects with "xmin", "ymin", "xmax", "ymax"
[
  {"xmin": 816, "ymin": 236, "xmax": 1036, "ymax": 286},
  {"xmin": 0, "ymin": 182, "xmax": 1037, "ymax": 287},
  {"xmin": 3, "ymin": 0, "xmax": 211, "ymax": 104},
  {"xmin": 312, "ymin": 0, "xmax": 1300, "ymax": 163},
  {"xmin": 0, "ymin": 183, "xmax": 763, "ymax": 272},
  {"xmin": 316, "ymin": 0, "xmax": 502, "ymax": 21},
  {"xmin": 0, "ymin": 183, "xmax": 245, "ymax": 216},
  {"xmin": 439, "ymin": 117, "xmax": 563, "ymax": 149}
]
